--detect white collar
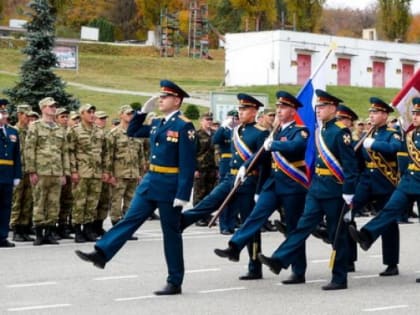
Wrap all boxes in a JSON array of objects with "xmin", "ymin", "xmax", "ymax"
[
  {"xmin": 164, "ymin": 110, "xmax": 179, "ymax": 122},
  {"xmin": 281, "ymin": 120, "xmax": 294, "ymax": 131}
]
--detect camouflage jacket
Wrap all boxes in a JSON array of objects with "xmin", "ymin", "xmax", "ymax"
[
  {"xmin": 13, "ymin": 125, "xmax": 27, "ymax": 173},
  {"xmin": 107, "ymin": 125, "xmax": 146, "ymax": 179},
  {"xmin": 68, "ymin": 122, "xmax": 109, "ymax": 179},
  {"xmin": 25, "ymin": 120, "xmax": 70, "ymax": 176},
  {"xmin": 196, "ymin": 128, "xmax": 216, "ymax": 171}
]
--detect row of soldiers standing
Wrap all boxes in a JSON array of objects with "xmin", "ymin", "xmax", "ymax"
[{"xmin": 10, "ymin": 97, "xmax": 148, "ymax": 245}]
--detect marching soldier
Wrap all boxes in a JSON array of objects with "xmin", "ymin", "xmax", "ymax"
[
  {"xmin": 350, "ymin": 98, "xmax": 401, "ymax": 276},
  {"xmin": 215, "ymin": 91, "xmax": 309, "ymax": 284},
  {"xmin": 25, "ymin": 97, "xmax": 70, "ymax": 245},
  {"xmin": 68, "ymin": 104, "xmax": 110, "ymax": 243},
  {"xmin": 55, "ymin": 107, "xmax": 73, "ymax": 239},
  {"xmin": 0, "ymin": 104, "xmax": 22, "ymax": 247},
  {"xmin": 213, "ymin": 110, "xmax": 239, "ymax": 234},
  {"xmin": 349, "ymin": 97, "xmax": 420, "ymax": 283},
  {"xmin": 10, "ymin": 104, "xmax": 34, "ymax": 242},
  {"xmin": 181, "ymin": 93, "xmax": 270, "ymax": 280},
  {"xmin": 75, "ymin": 80, "xmax": 196, "ymax": 295},
  {"xmin": 194, "ymin": 112, "xmax": 217, "ymax": 226},
  {"xmin": 257, "ymin": 90, "xmax": 358, "ymax": 290},
  {"xmin": 107, "ymin": 105, "xmax": 146, "ymax": 239}
]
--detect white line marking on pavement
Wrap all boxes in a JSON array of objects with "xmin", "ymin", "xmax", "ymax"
[
  {"xmin": 311, "ymin": 259, "xmax": 329, "ymax": 263},
  {"xmin": 93, "ymin": 275, "xmax": 139, "ymax": 281},
  {"xmin": 368, "ymin": 254, "xmax": 382, "ymax": 259},
  {"xmin": 115, "ymin": 295, "xmax": 159, "ymax": 302},
  {"xmin": 186, "ymin": 268, "xmax": 221, "ymax": 274},
  {"xmin": 352, "ymin": 274, "xmax": 378, "ymax": 279},
  {"xmin": 6, "ymin": 281, "xmax": 57, "ymax": 288},
  {"xmin": 275, "ymin": 279, "xmax": 326, "ymax": 286},
  {"xmin": 199, "ymin": 287, "xmax": 246, "ymax": 294},
  {"xmin": 362, "ymin": 305, "xmax": 409, "ymax": 312},
  {"xmin": 8, "ymin": 304, "xmax": 71, "ymax": 312}
]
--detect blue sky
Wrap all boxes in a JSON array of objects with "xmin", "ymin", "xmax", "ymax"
[{"xmin": 325, "ymin": 0, "xmax": 420, "ymax": 14}]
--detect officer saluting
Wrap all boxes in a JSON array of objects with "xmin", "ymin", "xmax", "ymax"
[
  {"xmin": 258, "ymin": 89, "xmax": 358, "ymax": 290},
  {"xmin": 349, "ymin": 97, "xmax": 420, "ymax": 283},
  {"xmin": 75, "ymin": 80, "xmax": 196, "ymax": 296},
  {"xmin": 0, "ymin": 101, "xmax": 22, "ymax": 247}
]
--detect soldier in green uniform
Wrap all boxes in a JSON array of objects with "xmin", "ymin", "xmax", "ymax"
[
  {"xmin": 55, "ymin": 107, "xmax": 73, "ymax": 239},
  {"xmin": 107, "ymin": 105, "xmax": 146, "ymax": 240},
  {"xmin": 194, "ymin": 112, "xmax": 217, "ymax": 226},
  {"xmin": 25, "ymin": 97, "xmax": 70, "ymax": 245},
  {"xmin": 10, "ymin": 104, "xmax": 34, "ymax": 242},
  {"xmin": 68, "ymin": 104, "xmax": 110, "ymax": 242}
]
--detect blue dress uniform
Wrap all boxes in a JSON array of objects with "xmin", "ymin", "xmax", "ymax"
[
  {"xmin": 352, "ymin": 98, "xmax": 401, "ymax": 275},
  {"xmin": 77, "ymin": 80, "xmax": 196, "ymax": 294},
  {"xmin": 216, "ymin": 91, "xmax": 309, "ymax": 282},
  {"xmin": 258, "ymin": 90, "xmax": 358, "ymax": 290},
  {"xmin": 0, "ymin": 108, "xmax": 22, "ymax": 247},
  {"xmin": 212, "ymin": 110, "xmax": 237, "ymax": 233},
  {"xmin": 349, "ymin": 98, "xmax": 420, "ymax": 282},
  {"xmin": 181, "ymin": 93, "xmax": 270, "ymax": 279}
]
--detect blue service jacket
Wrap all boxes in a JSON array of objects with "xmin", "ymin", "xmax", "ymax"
[
  {"xmin": 311, "ymin": 118, "xmax": 358, "ymax": 198},
  {"xmin": 398, "ymin": 127, "xmax": 420, "ymax": 195},
  {"xmin": 359, "ymin": 125, "xmax": 402, "ymax": 194},
  {"xmin": 0, "ymin": 125, "xmax": 22, "ymax": 184},
  {"xmin": 127, "ymin": 111, "xmax": 196, "ymax": 202},
  {"xmin": 212, "ymin": 126, "xmax": 232, "ymax": 178}
]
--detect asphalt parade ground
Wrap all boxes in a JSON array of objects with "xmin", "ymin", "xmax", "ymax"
[{"xmin": 2, "ymin": 216, "xmax": 420, "ymax": 315}]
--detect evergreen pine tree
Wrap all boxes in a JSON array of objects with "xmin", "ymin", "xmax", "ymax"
[{"xmin": 4, "ymin": 0, "xmax": 79, "ymax": 113}]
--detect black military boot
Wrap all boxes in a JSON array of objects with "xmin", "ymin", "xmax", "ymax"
[
  {"xmin": 33, "ymin": 226, "xmax": 44, "ymax": 246},
  {"xmin": 12, "ymin": 225, "xmax": 26, "ymax": 242},
  {"xmin": 43, "ymin": 226, "xmax": 59, "ymax": 245},
  {"xmin": 93, "ymin": 220, "xmax": 106, "ymax": 237},
  {"xmin": 58, "ymin": 223, "xmax": 73, "ymax": 239},
  {"xmin": 74, "ymin": 224, "xmax": 86, "ymax": 243},
  {"xmin": 22, "ymin": 225, "xmax": 35, "ymax": 241},
  {"xmin": 83, "ymin": 223, "xmax": 98, "ymax": 242},
  {"xmin": 50, "ymin": 225, "xmax": 62, "ymax": 241}
]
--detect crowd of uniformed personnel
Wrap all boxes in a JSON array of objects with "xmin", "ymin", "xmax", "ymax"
[{"xmin": 0, "ymin": 81, "xmax": 419, "ymax": 295}]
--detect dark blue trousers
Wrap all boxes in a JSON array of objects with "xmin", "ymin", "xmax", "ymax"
[
  {"xmin": 96, "ymin": 186, "xmax": 184, "ymax": 286},
  {"xmin": 230, "ymin": 188, "xmax": 307, "ymax": 277},
  {"xmin": 270, "ymin": 193, "xmax": 348, "ymax": 285},
  {"xmin": 0, "ymin": 184, "xmax": 13, "ymax": 241},
  {"xmin": 363, "ymin": 189, "xmax": 420, "ymax": 243}
]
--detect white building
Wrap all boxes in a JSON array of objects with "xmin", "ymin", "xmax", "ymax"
[{"xmin": 225, "ymin": 30, "xmax": 420, "ymax": 88}]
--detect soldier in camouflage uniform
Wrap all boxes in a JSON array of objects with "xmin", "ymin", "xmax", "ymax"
[
  {"xmin": 55, "ymin": 108, "xmax": 73, "ymax": 239},
  {"xmin": 68, "ymin": 104, "xmax": 109, "ymax": 243},
  {"xmin": 107, "ymin": 106, "xmax": 146, "ymax": 238},
  {"xmin": 94, "ymin": 111, "xmax": 110, "ymax": 237},
  {"xmin": 10, "ymin": 104, "xmax": 34, "ymax": 242},
  {"xmin": 25, "ymin": 98, "xmax": 70, "ymax": 246},
  {"xmin": 194, "ymin": 112, "xmax": 217, "ymax": 226},
  {"xmin": 27, "ymin": 111, "xmax": 40, "ymax": 123}
]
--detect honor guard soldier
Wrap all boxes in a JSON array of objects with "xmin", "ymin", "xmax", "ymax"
[
  {"xmin": 0, "ymin": 104, "xmax": 22, "ymax": 247},
  {"xmin": 181, "ymin": 93, "xmax": 270, "ymax": 280},
  {"xmin": 349, "ymin": 97, "xmax": 420, "ymax": 282},
  {"xmin": 10, "ymin": 104, "xmax": 34, "ymax": 242},
  {"xmin": 25, "ymin": 97, "xmax": 70, "ymax": 245},
  {"xmin": 213, "ymin": 110, "xmax": 239, "ymax": 234},
  {"xmin": 75, "ymin": 80, "xmax": 196, "ymax": 296},
  {"xmin": 349, "ymin": 98, "xmax": 401, "ymax": 276},
  {"xmin": 258, "ymin": 89, "xmax": 358, "ymax": 290},
  {"xmin": 215, "ymin": 91, "xmax": 309, "ymax": 284}
]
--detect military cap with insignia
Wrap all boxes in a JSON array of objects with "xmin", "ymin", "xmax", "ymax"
[
  {"xmin": 337, "ymin": 104, "xmax": 359, "ymax": 121},
  {"xmin": 160, "ymin": 80, "xmax": 190, "ymax": 99},
  {"xmin": 276, "ymin": 90, "xmax": 303, "ymax": 109},
  {"xmin": 70, "ymin": 111, "xmax": 80, "ymax": 120},
  {"xmin": 55, "ymin": 107, "xmax": 69, "ymax": 116},
  {"xmin": 17, "ymin": 104, "xmax": 31, "ymax": 114},
  {"xmin": 79, "ymin": 104, "xmax": 96, "ymax": 114},
  {"xmin": 119, "ymin": 105, "xmax": 134, "ymax": 114},
  {"xmin": 200, "ymin": 112, "xmax": 213, "ymax": 120},
  {"xmin": 315, "ymin": 89, "xmax": 342, "ymax": 106},
  {"xmin": 27, "ymin": 111, "xmax": 40, "ymax": 118},
  {"xmin": 227, "ymin": 109, "xmax": 239, "ymax": 118},
  {"xmin": 237, "ymin": 93, "xmax": 264, "ymax": 109},
  {"xmin": 39, "ymin": 97, "xmax": 57, "ymax": 109},
  {"xmin": 95, "ymin": 111, "xmax": 108, "ymax": 119},
  {"xmin": 412, "ymin": 97, "xmax": 420, "ymax": 112},
  {"xmin": 369, "ymin": 97, "xmax": 394, "ymax": 113},
  {"xmin": 0, "ymin": 98, "xmax": 9, "ymax": 109}
]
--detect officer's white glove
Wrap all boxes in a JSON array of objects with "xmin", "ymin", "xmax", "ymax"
[
  {"xmin": 0, "ymin": 113, "xmax": 3, "ymax": 120},
  {"xmin": 263, "ymin": 137, "xmax": 273, "ymax": 151},
  {"xmin": 141, "ymin": 95, "xmax": 159, "ymax": 114},
  {"xmin": 254, "ymin": 194, "xmax": 259, "ymax": 203},
  {"xmin": 342, "ymin": 194, "xmax": 354, "ymax": 206},
  {"xmin": 343, "ymin": 210, "xmax": 352, "ymax": 223},
  {"xmin": 221, "ymin": 117, "xmax": 233, "ymax": 129},
  {"xmin": 13, "ymin": 178, "xmax": 20, "ymax": 187},
  {"xmin": 363, "ymin": 138, "xmax": 374, "ymax": 149},
  {"xmin": 234, "ymin": 166, "xmax": 247, "ymax": 186},
  {"xmin": 173, "ymin": 198, "xmax": 188, "ymax": 208}
]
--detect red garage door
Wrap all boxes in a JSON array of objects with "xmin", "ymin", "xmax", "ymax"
[
  {"xmin": 372, "ymin": 61, "xmax": 385, "ymax": 87},
  {"xmin": 297, "ymin": 54, "xmax": 311, "ymax": 85},
  {"xmin": 402, "ymin": 64, "xmax": 414, "ymax": 86},
  {"xmin": 337, "ymin": 58, "xmax": 351, "ymax": 86}
]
